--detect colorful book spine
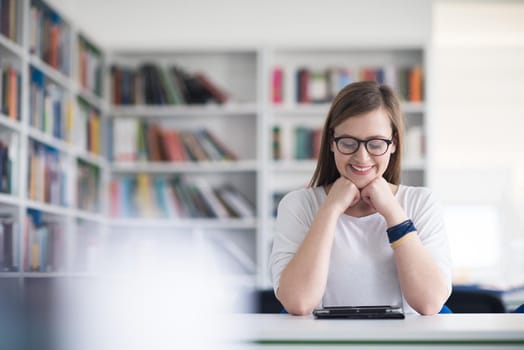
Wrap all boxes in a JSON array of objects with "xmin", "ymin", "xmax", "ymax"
[
  {"xmin": 272, "ymin": 67, "xmax": 283, "ymax": 104},
  {"xmin": 0, "ymin": 63, "xmax": 21, "ymax": 121},
  {"xmin": 29, "ymin": 0, "xmax": 71, "ymax": 76},
  {"xmin": 78, "ymin": 35, "xmax": 103, "ymax": 96}
]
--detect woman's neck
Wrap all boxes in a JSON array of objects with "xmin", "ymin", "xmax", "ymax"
[{"xmin": 344, "ymin": 200, "xmax": 376, "ymax": 218}]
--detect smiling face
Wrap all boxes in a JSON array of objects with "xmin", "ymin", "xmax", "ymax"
[{"xmin": 331, "ymin": 107, "xmax": 396, "ymax": 189}]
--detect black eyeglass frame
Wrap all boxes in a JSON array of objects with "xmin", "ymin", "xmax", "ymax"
[{"xmin": 332, "ymin": 136, "xmax": 393, "ymax": 156}]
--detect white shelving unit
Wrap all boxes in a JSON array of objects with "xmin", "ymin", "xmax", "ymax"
[
  {"xmin": 105, "ymin": 48, "xmax": 263, "ymax": 287},
  {"xmin": 0, "ymin": 0, "xmax": 109, "ymax": 289},
  {"xmin": 1, "ymin": 0, "xmax": 429, "ymax": 291}
]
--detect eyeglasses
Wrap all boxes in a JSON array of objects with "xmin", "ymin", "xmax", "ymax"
[{"xmin": 333, "ymin": 136, "xmax": 393, "ymax": 156}]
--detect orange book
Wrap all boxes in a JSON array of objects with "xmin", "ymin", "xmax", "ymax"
[
  {"xmin": 88, "ymin": 114, "xmax": 100, "ymax": 154},
  {"xmin": 8, "ymin": 68, "xmax": 18, "ymax": 120},
  {"xmin": 409, "ymin": 66, "xmax": 423, "ymax": 102},
  {"xmin": 49, "ymin": 25, "xmax": 59, "ymax": 68}
]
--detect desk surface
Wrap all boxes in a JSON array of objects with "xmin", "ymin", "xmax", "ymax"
[{"xmin": 229, "ymin": 314, "xmax": 524, "ymax": 347}]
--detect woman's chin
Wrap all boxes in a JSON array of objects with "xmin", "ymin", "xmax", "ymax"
[{"xmin": 348, "ymin": 176, "xmax": 374, "ymax": 189}]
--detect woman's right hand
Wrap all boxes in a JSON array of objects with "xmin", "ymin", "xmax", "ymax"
[{"xmin": 324, "ymin": 177, "xmax": 360, "ymax": 215}]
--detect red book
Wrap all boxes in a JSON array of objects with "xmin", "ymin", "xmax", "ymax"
[
  {"xmin": 297, "ymin": 69, "xmax": 310, "ymax": 103},
  {"xmin": 162, "ymin": 129, "xmax": 186, "ymax": 162}
]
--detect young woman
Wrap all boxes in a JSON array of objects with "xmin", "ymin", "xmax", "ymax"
[{"xmin": 269, "ymin": 81, "xmax": 452, "ymax": 315}]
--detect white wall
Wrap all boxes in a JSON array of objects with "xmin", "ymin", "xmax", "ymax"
[
  {"xmin": 46, "ymin": 0, "xmax": 431, "ymax": 49},
  {"xmin": 431, "ymin": 0, "xmax": 524, "ymax": 287}
]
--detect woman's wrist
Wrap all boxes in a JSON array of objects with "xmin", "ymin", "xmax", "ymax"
[
  {"xmin": 320, "ymin": 201, "xmax": 346, "ymax": 217},
  {"xmin": 383, "ymin": 205, "xmax": 408, "ymax": 227}
]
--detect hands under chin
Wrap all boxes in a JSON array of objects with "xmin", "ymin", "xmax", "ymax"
[
  {"xmin": 326, "ymin": 176, "xmax": 406, "ymax": 225},
  {"xmin": 359, "ymin": 177, "xmax": 407, "ymax": 226}
]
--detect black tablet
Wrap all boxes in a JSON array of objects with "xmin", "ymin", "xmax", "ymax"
[{"xmin": 313, "ymin": 305, "xmax": 405, "ymax": 319}]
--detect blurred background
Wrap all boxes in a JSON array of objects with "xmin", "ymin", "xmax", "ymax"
[
  {"xmin": 45, "ymin": 0, "xmax": 523, "ymax": 293},
  {"xmin": 0, "ymin": 0, "xmax": 523, "ymax": 348}
]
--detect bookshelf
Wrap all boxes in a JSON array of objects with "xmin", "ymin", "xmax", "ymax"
[
  {"xmin": 1, "ymin": 0, "xmax": 429, "ymax": 290},
  {"xmin": 0, "ymin": 0, "xmax": 108, "ymax": 287},
  {"xmin": 106, "ymin": 49, "xmax": 262, "ymax": 285}
]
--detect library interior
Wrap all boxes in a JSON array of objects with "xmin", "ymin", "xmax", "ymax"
[{"xmin": 1, "ymin": 0, "xmax": 524, "ymax": 348}]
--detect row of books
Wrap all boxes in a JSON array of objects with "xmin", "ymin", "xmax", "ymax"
[
  {"xmin": 0, "ymin": 129, "xmax": 17, "ymax": 194},
  {"xmin": 0, "ymin": 0, "xmax": 19, "ymax": 43},
  {"xmin": 30, "ymin": 67, "xmax": 73, "ymax": 141},
  {"xmin": 113, "ymin": 119, "xmax": 237, "ymax": 162},
  {"xmin": 272, "ymin": 125, "xmax": 322, "ymax": 161},
  {"xmin": 25, "ymin": 208, "xmax": 65, "ymax": 272},
  {"xmin": 0, "ymin": 61, "xmax": 21, "ymax": 121},
  {"xmin": 110, "ymin": 175, "xmax": 255, "ymax": 219},
  {"xmin": 78, "ymin": 35, "xmax": 103, "ymax": 96},
  {"xmin": 77, "ymin": 98, "xmax": 101, "ymax": 155},
  {"xmin": 111, "ymin": 63, "xmax": 229, "ymax": 105},
  {"xmin": 30, "ymin": 0, "xmax": 71, "ymax": 75},
  {"xmin": 76, "ymin": 160, "xmax": 100, "ymax": 213},
  {"xmin": 0, "ymin": 215, "xmax": 19, "ymax": 271},
  {"xmin": 272, "ymin": 65, "xmax": 423, "ymax": 104},
  {"xmin": 27, "ymin": 141, "xmax": 67, "ymax": 206}
]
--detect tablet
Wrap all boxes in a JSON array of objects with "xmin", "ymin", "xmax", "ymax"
[{"xmin": 312, "ymin": 305, "xmax": 405, "ymax": 319}]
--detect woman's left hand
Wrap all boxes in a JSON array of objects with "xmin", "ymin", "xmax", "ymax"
[{"xmin": 360, "ymin": 177, "xmax": 407, "ymax": 226}]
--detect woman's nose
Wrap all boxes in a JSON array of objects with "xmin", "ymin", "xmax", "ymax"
[{"xmin": 352, "ymin": 144, "xmax": 371, "ymax": 161}]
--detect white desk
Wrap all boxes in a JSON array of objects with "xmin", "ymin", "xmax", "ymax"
[{"xmin": 228, "ymin": 314, "xmax": 524, "ymax": 349}]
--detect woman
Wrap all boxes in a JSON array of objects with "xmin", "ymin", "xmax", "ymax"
[{"xmin": 269, "ymin": 81, "xmax": 452, "ymax": 315}]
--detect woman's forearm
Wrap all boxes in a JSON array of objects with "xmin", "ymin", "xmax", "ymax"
[
  {"xmin": 277, "ymin": 206, "xmax": 339, "ymax": 315},
  {"xmin": 393, "ymin": 235, "xmax": 450, "ymax": 315}
]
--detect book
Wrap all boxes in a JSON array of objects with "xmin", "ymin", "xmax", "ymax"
[
  {"xmin": 146, "ymin": 123, "xmax": 165, "ymax": 161},
  {"xmin": 194, "ymin": 72, "xmax": 229, "ymax": 104},
  {"xmin": 272, "ymin": 67, "xmax": 283, "ymax": 104},
  {"xmin": 179, "ymin": 130, "xmax": 209, "ymax": 161},
  {"xmin": 409, "ymin": 65, "xmax": 423, "ymax": 102},
  {"xmin": 215, "ymin": 185, "xmax": 255, "ymax": 218},
  {"xmin": 309, "ymin": 69, "xmax": 329, "ymax": 103},
  {"xmin": 272, "ymin": 126, "xmax": 281, "ymax": 160},
  {"xmin": 201, "ymin": 129, "xmax": 238, "ymax": 161},
  {"xmin": 161, "ymin": 129, "xmax": 187, "ymax": 162}
]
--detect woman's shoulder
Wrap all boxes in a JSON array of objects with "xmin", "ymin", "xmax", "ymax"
[
  {"xmin": 398, "ymin": 184, "xmax": 433, "ymax": 198},
  {"xmin": 278, "ymin": 186, "xmax": 325, "ymax": 212},
  {"xmin": 281, "ymin": 186, "xmax": 325, "ymax": 203},
  {"xmin": 397, "ymin": 185, "xmax": 441, "ymax": 212}
]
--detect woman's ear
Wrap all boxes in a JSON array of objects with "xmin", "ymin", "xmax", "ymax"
[{"xmin": 390, "ymin": 136, "xmax": 397, "ymax": 154}]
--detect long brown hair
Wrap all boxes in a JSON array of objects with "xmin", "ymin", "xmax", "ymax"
[{"xmin": 309, "ymin": 81, "xmax": 404, "ymax": 187}]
